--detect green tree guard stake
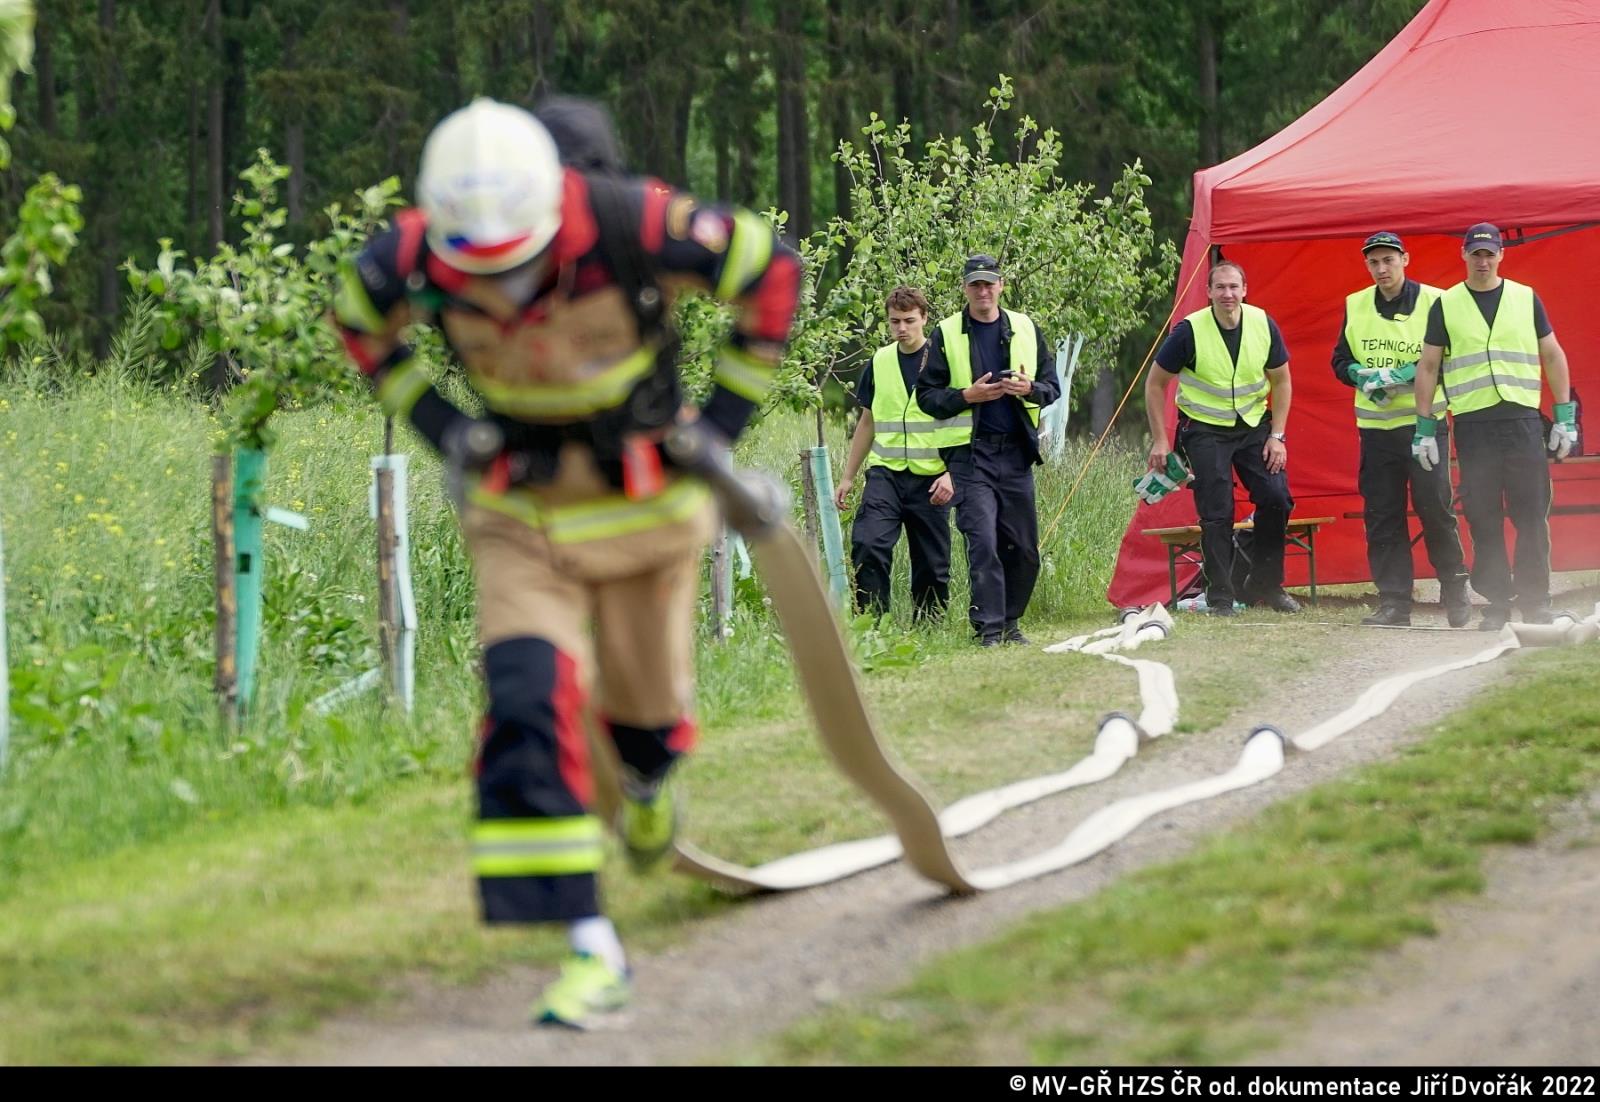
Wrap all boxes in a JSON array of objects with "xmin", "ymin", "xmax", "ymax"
[
  {"xmin": 808, "ymin": 446, "xmax": 850, "ymax": 606},
  {"xmin": 232, "ymin": 446, "xmax": 267, "ymax": 711}
]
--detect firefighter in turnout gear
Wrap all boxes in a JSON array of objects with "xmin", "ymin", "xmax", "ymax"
[
  {"xmin": 332, "ymin": 98, "xmax": 801, "ymax": 1029},
  {"xmin": 834, "ymin": 286, "xmax": 958, "ymax": 620},
  {"xmin": 1330, "ymin": 231, "xmax": 1470, "ymax": 628}
]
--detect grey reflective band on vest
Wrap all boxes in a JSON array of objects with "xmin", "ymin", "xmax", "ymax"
[
  {"xmin": 1181, "ymin": 373, "xmax": 1268, "ymax": 401},
  {"xmin": 1443, "ymin": 348, "xmax": 1542, "ymax": 371},
  {"xmin": 1356, "ymin": 404, "xmax": 1423, "ymax": 422},
  {"xmin": 1443, "ymin": 373, "xmax": 1543, "ymax": 398},
  {"xmin": 870, "ymin": 443, "xmax": 942, "ymax": 460},
  {"xmin": 1176, "ymin": 394, "xmax": 1240, "ymax": 421},
  {"xmin": 874, "ymin": 413, "xmax": 971, "ymax": 435}
]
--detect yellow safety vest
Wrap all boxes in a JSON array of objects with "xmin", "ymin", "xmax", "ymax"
[
  {"xmin": 1344, "ymin": 283, "xmax": 1444, "ymax": 430},
  {"xmin": 1438, "ymin": 279, "xmax": 1543, "ymax": 415},
  {"xmin": 1176, "ymin": 304, "xmax": 1272, "ymax": 428},
  {"xmin": 864, "ymin": 343, "xmax": 968, "ymax": 476},
  {"xmin": 937, "ymin": 309, "xmax": 1042, "ymax": 436}
]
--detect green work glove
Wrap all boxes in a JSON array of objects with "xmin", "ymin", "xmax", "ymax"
[
  {"xmin": 1549, "ymin": 400, "xmax": 1579, "ymax": 459},
  {"xmin": 1411, "ymin": 415, "xmax": 1439, "ymax": 471},
  {"xmin": 1133, "ymin": 452, "xmax": 1193, "ymax": 505}
]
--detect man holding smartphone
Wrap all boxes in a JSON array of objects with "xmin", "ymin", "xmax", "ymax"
[{"xmin": 917, "ymin": 254, "xmax": 1062, "ymax": 646}]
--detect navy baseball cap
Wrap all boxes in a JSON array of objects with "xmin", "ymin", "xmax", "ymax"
[
  {"xmin": 1463, "ymin": 223, "xmax": 1503, "ymax": 254},
  {"xmin": 1361, "ymin": 231, "xmax": 1405, "ymax": 254},
  {"xmin": 963, "ymin": 254, "xmax": 1002, "ymax": 283}
]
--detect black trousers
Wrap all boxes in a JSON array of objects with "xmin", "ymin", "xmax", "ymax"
[
  {"xmin": 1453, "ymin": 416, "xmax": 1552, "ymax": 610},
  {"xmin": 1178, "ymin": 418, "xmax": 1292, "ymax": 606},
  {"xmin": 1359, "ymin": 425, "xmax": 1467, "ymax": 608},
  {"xmin": 950, "ymin": 436, "xmax": 1040, "ymax": 639},
  {"xmin": 849, "ymin": 466, "xmax": 952, "ymax": 618}
]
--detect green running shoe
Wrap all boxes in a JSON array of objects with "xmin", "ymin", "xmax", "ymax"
[
  {"xmin": 619, "ymin": 782, "xmax": 679, "ymax": 874},
  {"xmin": 532, "ymin": 952, "xmax": 632, "ymax": 1029}
]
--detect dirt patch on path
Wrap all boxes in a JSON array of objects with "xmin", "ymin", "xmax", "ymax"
[
  {"xmin": 1254, "ymin": 789, "xmax": 1600, "ymax": 1067},
  {"xmin": 267, "ymin": 615, "xmax": 1581, "ymax": 1066}
]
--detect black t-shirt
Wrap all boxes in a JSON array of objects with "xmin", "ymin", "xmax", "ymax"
[
  {"xmin": 1424, "ymin": 283, "xmax": 1553, "ymax": 422},
  {"xmin": 854, "ymin": 343, "xmax": 933, "ymax": 409},
  {"xmin": 967, "ymin": 315, "xmax": 1023, "ymax": 436},
  {"xmin": 1155, "ymin": 311, "xmax": 1289, "ymax": 434},
  {"xmin": 1155, "ymin": 312, "xmax": 1290, "ymax": 375},
  {"xmin": 1423, "ymin": 283, "xmax": 1553, "ymax": 346}
]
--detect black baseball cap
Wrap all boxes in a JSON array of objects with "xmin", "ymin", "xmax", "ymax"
[
  {"xmin": 1361, "ymin": 231, "xmax": 1405, "ymax": 254},
  {"xmin": 963, "ymin": 254, "xmax": 1002, "ymax": 284},
  {"xmin": 1462, "ymin": 223, "xmax": 1503, "ymax": 254}
]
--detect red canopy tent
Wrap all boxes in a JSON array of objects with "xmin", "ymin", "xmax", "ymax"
[{"xmin": 1107, "ymin": 0, "xmax": 1600, "ymax": 608}]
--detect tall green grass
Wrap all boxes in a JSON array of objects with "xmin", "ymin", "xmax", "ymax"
[{"xmin": 0, "ymin": 373, "xmax": 1140, "ymax": 893}]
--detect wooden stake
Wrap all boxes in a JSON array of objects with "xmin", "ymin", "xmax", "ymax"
[
  {"xmin": 710, "ymin": 522, "xmax": 732, "ymax": 641},
  {"xmin": 798, "ymin": 448, "xmax": 820, "ymax": 554},
  {"xmin": 375, "ymin": 464, "xmax": 399, "ymax": 695}
]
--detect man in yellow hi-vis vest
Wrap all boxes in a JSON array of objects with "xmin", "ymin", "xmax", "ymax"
[
  {"xmin": 835, "ymin": 286, "xmax": 959, "ymax": 619},
  {"xmin": 332, "ymin": 99, "xmax": 800, "ymax": 1029},
  {"xmin": 1144, "ymin": 260, "xmax": 1298, "ymax": 616},
  {"xmin": 1413, "ymin": 223, "xmax": 1575, "ymax": 631},
  {"xmin": 1331, "ymin": 231, "xmax": 1469, "ymax": 628},
  {"xmin": 915, "ymin": 255, "xmax": 1062, "ymax": 646}
]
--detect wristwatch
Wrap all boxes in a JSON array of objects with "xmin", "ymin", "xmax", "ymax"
[{"xmin": 1270, "ymin": 432, "xmax": 1287, "ymax": 442}]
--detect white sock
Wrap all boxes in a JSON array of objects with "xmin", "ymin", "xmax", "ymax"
[{"xmin": 568, "ymin": 915, "xmax": 627, "ymax": 975}]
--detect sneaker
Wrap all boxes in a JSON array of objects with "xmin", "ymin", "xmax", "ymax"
[
  {"xmin": 1478, "ymin": 605, "xmax": 1511, "ymax": 632},
  {"xmin": 1002, "ymin": 625, "xmax": 1031, "ymax": 646},
  {"xmin": 532, "ymin": 952, "xmax": 632, "ymax": 1029},
  {"xmin": 1251, "ymin": 590, "xmax": 1303, "ymax": 614},
  {"xmin": 978, "ymin": 634, "xmax": 1003, "ymax": 647},
  {"xmin": 1443, "ymin": 588, "xmax": 1472, "ymax": 629},
  {"xmin": 1208, "ymin": 602, "xmax": 1236, "ymax": 618},
  {"xmin": 619, "ymin": 783, "xmax": 679, "ymax": 874},
  {"xmin": 1361, "ymin": 604, "xmax": 1410, "ymax": 627},
  {"xmin": 1521, "ymin": 605, "xmax": 1557, "ymax": 625}
]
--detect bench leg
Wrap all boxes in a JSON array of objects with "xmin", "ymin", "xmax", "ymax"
[{"xmin": 1308, "ymin": 531, "xmax": 1317, "ymax": 606}]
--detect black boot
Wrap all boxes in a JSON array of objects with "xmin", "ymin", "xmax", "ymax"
[{"xmin": 1361, "ymin": 603, "xmax": 1411, "ymax": 627}]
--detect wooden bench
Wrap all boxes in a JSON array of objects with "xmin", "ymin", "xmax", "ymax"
[{"xmin": 1141, "ymin": 517, "xmax": 1337, "ymax": 607}]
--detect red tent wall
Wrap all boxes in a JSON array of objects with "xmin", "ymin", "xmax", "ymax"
[{"xmin": 1106, "ymin": 0, "xmax": 1600, "ymax": 608}]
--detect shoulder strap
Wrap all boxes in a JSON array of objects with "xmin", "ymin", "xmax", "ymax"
[{"xmin": 582, "ymin": 172, "xmax": 666, "ymax": 342}]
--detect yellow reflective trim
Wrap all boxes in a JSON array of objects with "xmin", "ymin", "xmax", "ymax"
[
  {"xmin": 712, "ymin": 347, "xmax": 775, "ymax": 401},
  {"xmin": 334, "ymin": 259, "xmax": 386, "ymax": 334},
  {"xmin": 469, "ymin": 478, "xmax": 711, "ymax": 545},
  {"xmin": 715, "ymin": 210, "xmax": 776, "ymax": 301},
  {"xmin": 376, "ymin": 360, "xmax": 432, "ymax": 417},
  {"xmin": 474, "ymin": 817, "xmax": 602, "ymax": 844},
  {"xmin": 473, "ymin": 847, "xmax": 604, "ymax": 877},
  {"xmin": 472, "ymin": 816, "xmax": 604, "ymax": 878},
  {"xmin": 472, "ymin": 347, "xmax": 657, "ymax": 418}
]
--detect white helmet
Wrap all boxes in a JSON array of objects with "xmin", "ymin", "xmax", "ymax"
[{"xmin": 417, "ymin": 98, "xmax": 564, "ymax": 274}]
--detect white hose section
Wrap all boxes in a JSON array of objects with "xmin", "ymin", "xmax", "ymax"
[
  {"xmin": 679, "ymin": 598, "xmax": 1596, "ymax": 896},
  {"xmin": 1017, "ymin": 606, "xmax": 1600, "ymax": 886},
  {"xmin": 675, "ymin": 605, "xmax": 1181, "ymax": 892}
]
